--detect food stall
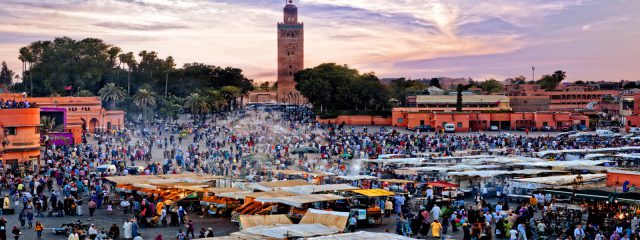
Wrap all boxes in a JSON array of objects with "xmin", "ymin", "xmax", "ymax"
[
  {"xmin": 344, "ymin": 189, "xmax": 395, "ymax": 225},
  {"xmin": 254, "ymin": 194, "xmax": 346, "ymax": 223}
]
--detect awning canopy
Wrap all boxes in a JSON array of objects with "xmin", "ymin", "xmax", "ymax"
[
  {"xmin": 255, "ymin": 194, "xmax": 345, "ymax": 208},
  {"xmin": 335, "ymin": 175, "xmax": 379, "ymax": 181},
  {"xmin": 350, "ymin": 189, "xmax": 395, "ymax": 197},
  {"xmin": 426, "ymin": 181, "xmax": 458, "ymax": 188},
  {"xmin": 216, "ymin": 190, "xmax": 299, "ymax": 200},
  {"xmin": 377, "ymin": 179, "xmax": 415, "ymax": 184},
  {"xmin": 279, "ymin": 184, "xmax": 358, "ymax": 195}
]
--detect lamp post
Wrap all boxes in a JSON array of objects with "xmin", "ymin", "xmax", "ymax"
[{"xmin": 531, "ymin": 66, "xmax": 536, "ymax": 81}]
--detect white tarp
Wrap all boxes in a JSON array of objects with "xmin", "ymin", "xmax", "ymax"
[
  {"xmin": 335, "ymin": 175, "xmax": 378, "ymax": 181},
  {"xmin": 279, "ymin": 184, "xmax": 358, "ymax": 195},
  {"xmin": 515, "ymin": 160, "xmax": 613, "ymax": 168},
  {"xmin": 536, "ymin": 147, "xmax": 640, "ymax": 157},
  {"xmin": 306, "ymin": 231, "xmax": 414, "ymax": 240},
  {"xmin": 243, "ymin": 223, "xmax": 339, "ymax": 239},
  {"xmin": 362, "ymin": 158, "xmax": 425, "ymax": 165},
  {"xmin": 255, "ymin": 194, "xmax": 345, "ymax": 208},
  {"xmin": 510, "ymin": 174, "xmax": 606, "ymax": 185},
  {"xmin": 448, "ymin": 169, "xmax": 566, "ymax": 178}
]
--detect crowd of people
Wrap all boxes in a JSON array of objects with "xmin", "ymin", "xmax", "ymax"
[{"xmin": 0, "ymin": 105, "xmax": 639, "ymax": 240}]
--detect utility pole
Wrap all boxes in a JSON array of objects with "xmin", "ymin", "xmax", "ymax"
[{"xmin": 531, "ymin": 66, "xmax": 536, "ymax": 81}]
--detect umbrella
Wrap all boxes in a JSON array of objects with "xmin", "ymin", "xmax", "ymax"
[
  {"xmin": 243, "ymin": 153, "xmax": 270, "ymax": 162},
  {"xmin": 291, "ymin": 147, "xmax": 320, "ymax": 154},
  {"xmin": 339, "ymin": 153, "xmax": 352, "ymax": 159}
]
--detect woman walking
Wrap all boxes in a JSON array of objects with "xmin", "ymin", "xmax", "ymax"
[{"xmin": 34, "ymin": 221, "xmax": 43, "ymax": 240}]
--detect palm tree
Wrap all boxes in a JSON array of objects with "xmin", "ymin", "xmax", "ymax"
[
  {"xmin": 133, "ymin": 88, "xmax": 157, "ymax": 124},
  {"xmin": 77, "ymin": 90, "xmax": 94, "ymax": 97},
  {"xmin": 205, "ymin": 89, "xmax": 228, "ymax": 112},
  {"xmin": 119, "ymin": 52, "xmax": 137, "ymax": 95},
  {"xmin": 98, "ymin": 83, "xmax": 126, "ymax": 110},
  {"xmin": 184, "ymin": 93, "xmax": 210, "ymax": 120},
  {"xmin": 220, "ymin": 85, "xmax": 241, "ymax": 111}
]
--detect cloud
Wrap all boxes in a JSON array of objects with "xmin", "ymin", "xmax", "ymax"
[{"xmin": 0, "ymin": 0, "xmax": 637, "ymax": 83}]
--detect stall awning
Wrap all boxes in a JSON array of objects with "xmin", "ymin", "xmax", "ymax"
[
  {"xmin": 239, "ymin": 214, "xmax": 292, "ymax": 230},
  {"xmin": 350, "ymin": 189, "xmax": 395, "ymax": 197},
  {"xmin": 280, "ymin": 184, "xmax": 358, "ymax": 195},
  {"xmin": 378, "ymin": 179, "xmax": 415, "ymax": 184},
  {"xmin": 426, "ymin": 181, "xmax": 458, "ymax": 188},
  {"xmin": 255, "ymin": 194, "xmax": 345, "ymax": 208}
]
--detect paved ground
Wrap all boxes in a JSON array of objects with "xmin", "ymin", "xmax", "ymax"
[{"xmin": 0, "ymin": 204, "xmax": 239, "ymax": 239}]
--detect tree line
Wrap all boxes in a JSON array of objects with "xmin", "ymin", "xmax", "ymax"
[{"xmin": 3, "ymin": 37, "xmax": 254, "ymax": 121}]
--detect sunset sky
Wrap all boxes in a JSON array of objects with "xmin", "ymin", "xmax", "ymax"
[{"xmin": 0, "ymin": 0, "xmax": 638, "ymax": 83}]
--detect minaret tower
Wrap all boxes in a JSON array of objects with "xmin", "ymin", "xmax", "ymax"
[{"xmin": 277, "ymin": 0, "xmax": 304, "ymax": 104}]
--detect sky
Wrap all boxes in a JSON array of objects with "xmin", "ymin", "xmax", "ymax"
[{"xmin": 0, "ymin": 0, "xmax": 639, "ymax": 83}]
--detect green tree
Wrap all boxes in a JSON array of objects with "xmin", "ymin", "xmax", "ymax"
[
  {"xmin": 157, "ymin": 96, "xmax": 183, "ymax": 121},
  {"xmin": 133, "ymin": 88, "xmax": 156, "ymax": 124},
  {"xmin": 77, "ymin": 90, "xmax": 94, "ymax": 97},
  {"xmin": 456, "ymin": 84, "xmax": 464, "ymax": 111},
  {"xmin": 98, "ymin": 83, "xmax": 126, "ymax": 110},
  {"xmin": 118, "ymin": 51, "xmax": 137, "ymax": 95},
  {"xmin": 0, "ymin": 61, "xmax": 14, "ymax": 86},
  {"xmin": 184, "ymin": 93, "xmax": 210, "ymax": 119},
  {"xmin": 537, "ymin": 70, "xmax": 566, "ymax": 91},
  {"xmin": 480, "ymin": 79, "xmax": 503, "ymax": 94},
  {"xmin": 295, "ymin": 63, "xmax": 388, "ymax": 113},
  {"xmin": 429, "ymin": 78, "xmax": 441, "ymax": 88},
  {"xmin": 220, "ymin": 85, "xmax": 241, "ymax": 110}
]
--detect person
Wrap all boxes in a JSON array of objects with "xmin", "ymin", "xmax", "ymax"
[
  {"xmin": 509, "ymin": 227, "xmax": 518, "ymax": 240},
  {"xmin": 0, "ymin": 218, "xmax": 6, "ymax": 240},
  {"xmin": 431, "ymin": 205, "xmax": 441, "ymax": 221},
  {"xmin": 89, "ymin": 199, "xmax": 97, "ymax": 217},
  {"xmin": 517, "ymin": 223, "xmax": 527, "ymax": 240},
  {"xmin": 17, "ymin": 211, "xmax": 25, "ymax": 229},
  {"xmin": 463, "ymin": 223, "xmax": 471, "ymax": 240},
  {"xmin": 348, "ymin": 215, "xmax": 357, "ymax": 232},
  {"xmin": 134, "ymin": 235, "xmax": 143, "ymax": 240},
  {"xmin": 34, "ymin": 221, "xmax": 43, "ymax": 240},
  {"xmin": 431, "ymin": 219, "xmax": 442, "ymax": 239},
  {"xmin": 89, "ymin": 224, "xmax": 98, "ymax": 240},
  {"xmin": 384, "ymin": 198, "xmax": 393, "ymax": 217},
  {"xmin": 206, "ymin": 228, "xmax": 214, "ymax": 237},
  {"xmin": 96, "ymin": 231, "xmax": 108, "ymax": 240},
  {"xmin": 574, "ymin": 224, "xmax": 585, "ymax": 240},
  {"xmin": 11, "ymin": 226, "xmax": 20, "ymax": 240},
  {"xmin": 110, "ymin": 224, "xmax": 120, "ymax": 240},
  {"xmin": 178, "ymin": 206, "xmax": 186, "ymax": 224},
  {"xmin": 176, "ymin": 229, "xmax": 186, "ymax": 240},
  {"xmin": 155, "ymin": 235, "xmax": 163, "ymax": 240},
  {"xmin": 186, "ymin": 220, "xmax": 195, "ymax": 239},
  {"xmin": 123, "ymin": 220, "xmax": 132, "ymax": 240},
  {"xmin": 25, "ymin": 211, "xmax": 32, "ymax": 229}
]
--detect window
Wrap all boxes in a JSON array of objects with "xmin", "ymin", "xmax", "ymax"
[
  {"xmin": 5, "ymin": 127, "xmax": 16, "ymax": 135},
  {"xmin": 397, "ymin": 118, "xmax": 403, "ymax": 123},
  {"xmin": 35, "ymin": 126, "xmax": 40, "ymax": 134},
  {"xmin": 543, "ymin": 122, "xmax": 548, "ymax": 127},
  {"xmin": 457, "ymin": 122, "xmax": 462, "ymax": 128},
  {"xmin": 420, "ymin": 120, "xmax": 425, "ymax": 126}
]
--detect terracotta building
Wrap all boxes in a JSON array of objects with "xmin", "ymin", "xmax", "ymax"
[
  {"xmin": 409, "ymin": 95, "xmax": 511, "ymax": 112},
  {"xmin": 390, "ymin": 109, "xmax": 589, "ymax": 132},
  {"xmin": 0, "ymin": 107, "xmax": 41, "ymax": 168},
  {"xmin": 26, "ymin": 96, "xmax": 124, "ymax": 143},
  {"xmin": 0, "ymin": 93, "xmax": 124, "ymax": 144},
  {"xmin": 506, "ymin": 84, "xmax": 620, "ymax": 112},
  {"xmin": 277, "ymin": 0, "xmax": 304, "ymax": 104}
]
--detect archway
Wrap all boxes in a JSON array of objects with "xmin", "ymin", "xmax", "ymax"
[{"xmin": 89, "ymin": 118, "xmax": 99, "ymax": 134}]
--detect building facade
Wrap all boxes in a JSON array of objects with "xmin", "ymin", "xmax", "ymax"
[
  {"xmin": 391, "ymin": 109, "xmax": 589, "ymax": 132},
  {"xmin": 0, "ymin": 107, "xmax": 41, "ymax": 168},
  {"xmin": 410, "ymin": 95, "xmax": 511, "ymax": 112},
  {"xmin": 277, "ymin": 0, "xmax": 304, "ymax": 104}
]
